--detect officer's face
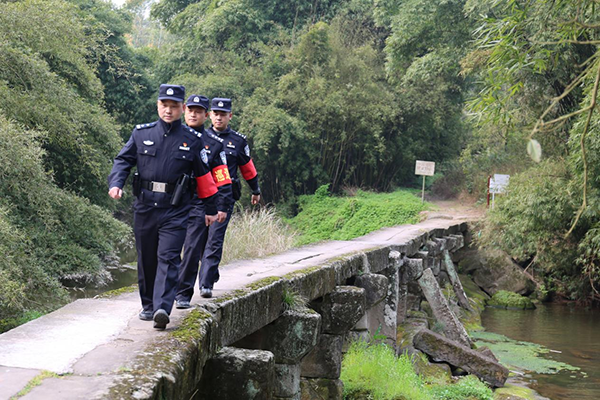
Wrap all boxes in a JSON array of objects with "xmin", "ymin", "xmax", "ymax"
[
  {"xmin": 185, "ymin": 106, "xmax": 208, "ymax": 129},
  {"xmin": 210, "ymin": 110, "xmax": 232, "ymax": 131},
  {"xmin": 157, "ymin": 100, "xmax": 183, "ymax": 123}
]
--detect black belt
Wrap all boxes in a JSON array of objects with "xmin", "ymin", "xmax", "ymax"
[{"xmin": 141, "ymin": 180, "xmax": 175, "ymax": 194}]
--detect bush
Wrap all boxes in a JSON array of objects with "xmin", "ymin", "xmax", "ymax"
[{"xmin": 488, "ymin": 290, "xmax": 536, "ymax": 310}]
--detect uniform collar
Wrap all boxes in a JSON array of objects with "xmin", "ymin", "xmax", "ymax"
[
  {"xmin": 159, "ymin": 118, "xmax": 182, "ymax": 133},
  {"xmin": 210, "ymin": 125, "xmax": 231, "ymax": 136}
]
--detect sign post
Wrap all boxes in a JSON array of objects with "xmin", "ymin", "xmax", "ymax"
[
  {"xmin": 488, "ymin": 174, "xmax": 510, "ymax": 209},
  {"xmin": 415, "ymin": 161, "xmax": 435, "ymax": 203}
]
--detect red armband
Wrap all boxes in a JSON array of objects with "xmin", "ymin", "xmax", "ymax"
[
  {"xmin": 239, "ymin": 159, "xmax": 257, "ymax": 181},
  {"xmin": 211, "ymin": 164, "xmax": 232, "ymax": 187},
  {"xmin": 196, "ymin": 172, "xmax": 218, "ymax": 198}
]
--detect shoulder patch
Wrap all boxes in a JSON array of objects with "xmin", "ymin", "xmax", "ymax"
[
  {"xmin": 207, "ymin": 131, "xmax": 224, "ymax": 143},
  {"xmin": 135, "ymin": 121, "xmax": 157, "ymax": 130},
  {"xmin": 184, "ymin": 125, "xmax": 202, "ymax": 139},
  {"xmin": 231, "ymin": 130, "xmax": 247, "ymax": 140}
]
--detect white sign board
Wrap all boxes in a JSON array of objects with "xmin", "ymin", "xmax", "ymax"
[
  {"xmin": 415, "ymin": 161, "xmax": 435, "ymax": 176},
  {"xmin": 489, "ymin": 174, "xmax": 510, "ymax": 194}
]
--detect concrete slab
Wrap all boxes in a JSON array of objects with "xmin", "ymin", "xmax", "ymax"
[
  {"xmin": 0, "ymin": 298, "xmax": 140, "ymax": 374},
  {"xmin": 19, "ymin": 375, "xmax": 116, "ymax": 400},
  {"xmin": 0, "ymin": 366, "xmax": 40, "ymax": 399}
]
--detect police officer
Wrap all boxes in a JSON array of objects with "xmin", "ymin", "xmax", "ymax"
[
  {"xmin": 175, "ymin": 95, "xmax": 234, "ymax": 309},
  {"xmin": 196, "ymin": 97, "xmax": 261, "ymax": 298},
  {"xmin": 107, "ymin": 84, "xmax": 219, "ymax": 330}
]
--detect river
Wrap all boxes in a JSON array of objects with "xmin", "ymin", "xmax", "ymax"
[{"xmin": 481, "ymin": 303, "xmax": 600, "ymax": 400}]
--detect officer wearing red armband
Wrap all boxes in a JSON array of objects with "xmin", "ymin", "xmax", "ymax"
[
  {"xmin": 196, "ymin": 97, "xmax": 260, "ymax": 298},
  {"xmin": 175, "ymin": 95, "xmax": 234, "ymax": 309},
  {"xmin": 107, "ymin": 84, "xmax": 218, "ymax": 330}
]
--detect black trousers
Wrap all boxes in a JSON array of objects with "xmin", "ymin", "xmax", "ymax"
[
  {"xmin": 134, "ymin": 202, "xmax": 191, "ymax": 315},
  {"xmin": 176, "ymin": 203, "xmax": 233, "ymax": 301}
]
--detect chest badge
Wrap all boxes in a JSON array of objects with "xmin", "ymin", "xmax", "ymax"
[
  {"xmin": 204, "ymin": 145, "xmax": 211, "ymax": 154},
  {"xmin": 179, "ymin": 142, "xmax": 190, "ymax": 151},
  {"xmin": 143, "ymin": 140, "xmax": 154, "ymax": 146},
  {"xmin": 226, "ymin": 141, "xmax": 236, "ymax": 149}
]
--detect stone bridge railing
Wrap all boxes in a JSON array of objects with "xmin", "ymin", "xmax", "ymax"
[{"xmin": 105, "ymin": 222, "xmax": 497, "ymax": 400}]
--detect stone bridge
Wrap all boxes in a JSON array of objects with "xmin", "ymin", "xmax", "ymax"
[{"xmin": 0, "ymin": 215, "xmax": 500, "ymax": 399}]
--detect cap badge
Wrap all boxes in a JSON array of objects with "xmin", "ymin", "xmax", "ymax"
[
  {"xmin": 218, "ymin": 101, "xmax": 224, "ymax": 107},
  {"xmin": 166, "ymin": 88, "xmax": 174, "ymax": 95},
  {"xmin": 194, "ymin": 96, "xmax": 200, "ymax": 102}
]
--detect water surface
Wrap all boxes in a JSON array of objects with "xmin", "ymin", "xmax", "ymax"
[{"xmin": 481, "ymin": 303, "xmax": 600, "ymax": 400}]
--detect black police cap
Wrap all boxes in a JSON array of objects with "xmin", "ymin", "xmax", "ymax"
[
  {"xmin": 158, "ymin": 84, "xmax": 185, "ymax": 102},
  {"xmin": 211, "ymin": 98, "xmax": 232, "ymax": 112},
  {"xmin": 186, "ymin": 95, "xmax": 210, "ymax": 110}
]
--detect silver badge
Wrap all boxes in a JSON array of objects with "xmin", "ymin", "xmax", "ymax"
[
  {"xmin": 166, "ymin": 88, "xmax": 174, "ymax": 95},
  {"xmin": 244, "ymin": 145, "xmax": 250, "ymax": 157},
  {"xmin": 218, "ymin": 101, "xmax": 224, "ymax": 107},
  {"xmin": 200, "ymin": 148, "xmax": 209, "ymax": 165},
  {"xmin": 143, "ymin": 140, "xmax": 154, "ymax": 146},
  {"xmin": 194, "ymin": 96, "xmax": 200, "ymax": 102},
  {"xmin": 220, "ymin": 151, "xmax": 227, "ymax": 165}
]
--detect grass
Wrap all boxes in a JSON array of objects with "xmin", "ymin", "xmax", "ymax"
[
  {"xmin": 0, "ymin": 310, "xmax": 44, "ymax": 334},
  {"xmin": 287, "ymin": 185, "xmax": 430, "ymax": 245},
  {"xmin": 341, "ymin": 341, "xmax": 494, "ymax": 400},
  {"xmin": 10, "ymin": 370, "xmax": 59, "ymax": 399},
  {"xmin": 221, "ymin": 206, "xmax": 297, "ymax": 264}
]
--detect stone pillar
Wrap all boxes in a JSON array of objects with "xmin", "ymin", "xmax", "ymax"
[
  {"xmin": 417, "ymin": 268, "xmax": 472, "ymax": 348},
  {"xmin": 302, "ymin": 286, "xmax": 366, "ymax": 399},
  {"xmin": 233, "ymin": 309, "xmax": 321, "ymax": 400},
  {"xmin": 197, "ymin": 347, "xmax": 275, "ymax": 399},
  {"xmin": 441, "ymin": 249, "xmax": 472, "ymax": 311}
]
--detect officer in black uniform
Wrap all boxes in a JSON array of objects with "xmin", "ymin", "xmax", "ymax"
[
  {"xmin": 196, "ymin": 97, "xmax": 261, "ymax": 298},
  {"xmin": 108, "ymin": 84, "xmax": 219, "ymax": 330},
  {"xmin": 175, "ymin": 95, "xmax": 234, "ymax": 309}
]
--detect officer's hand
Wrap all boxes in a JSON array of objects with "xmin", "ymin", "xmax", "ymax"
[
  {"xmin": 205, "ymin": 214, "xmax": 218, "ymax": 227},
  {"xmin": 109, "ymin": 187, "xmax": 123, "ymax": 199},
  {"xmin": 217, "ymin": 211, "xmax": 227, "ymax": 223},
  {"xmin": 251, "ymin": 194, "xmax": 261, "ymax": 205}
]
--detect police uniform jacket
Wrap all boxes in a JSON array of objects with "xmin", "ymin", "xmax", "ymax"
[
  {"xmin": 108, "ymin": 118, "xmax": 218, "ymax": 214},
  {"xmin": 207, "ymin": 126, "xmax": 260, "ymax": 194},
  {"xmin": 187, "ymin": 125, "xmax": 234, "ymax": 212}
]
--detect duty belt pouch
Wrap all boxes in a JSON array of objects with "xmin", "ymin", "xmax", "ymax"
[
  {"xmin": 170, "ymin": 174, "xmax": 190, "ymax": 206},
  {"xmin": 232, "ymin": 178, "xmax": 242, "ymax": 201},
  {"xmin": 132, "ymin": 172, "xmax": 141, "ymax": 197}
]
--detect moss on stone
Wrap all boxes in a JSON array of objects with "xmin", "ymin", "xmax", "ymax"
[
  {"xmin": 213, "ymin": 289, "xmax": 249, "ymax": 303},
  {"xmin": 283, "ymin": 265, "xmax": 323, "ymax": 279},
  {"xmin": 494, "ymin": 383, "xmax": 538, "ymax": 400},
  {"xmin": 459, "ymin": 274, "xmax": 490, "ymax": 313},
  {"xmin": 94, "ymin": 284, "xmax": 137, "ymax": 299},
  {"xmin": 170, "ymin": 308, "xmax": 211, "ymax": 343},
  {"xmin": 244, "ymin": 276, "xmax": 282, "ymax": 291},
  {"xmin": 488, "ymin": 291, "xmax": 535, "ymax": 310}
]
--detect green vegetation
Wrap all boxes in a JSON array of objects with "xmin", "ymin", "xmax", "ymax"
[
  {"xmin": 472, "ymin": 331, "xmax": 579, "ymax": 374},
  {"xmin": 171, "ymin": 308, "xmax": 212, "ymax": 343},
  {"xmin": 341, "ymin": 341, "xmax": 494, "ymax": 400},
  {"xmin": 288, "ymin": 185, "xmax": 429, "ymax": 245},
  {"xmin": 282, "ymin": 288, "xmax": 308, "ymax": 311},
  {"xmin": 11, "ymin": 371, "xmax": 59, "ymax": 399},
  {"xmin": 488, "ymin": 291, "xmax": 536, "ymax": 310},
  {"xmin": 94, "ymin": 284, "xmax": 138, "ymax": 300}
]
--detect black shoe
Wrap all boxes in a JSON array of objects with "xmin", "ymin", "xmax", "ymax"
[
  {"xmin": 153, "ymin": 309, "xmax": 170, "ymax": 330},
  {"xmin": 200, "ymin": 287, "xmax": 212, "ymax": 298},
  {"xmin": 176, "ymin": 299, "xmax": 191, "ymax": 309},
  {"xmin": 139, "ymin": 310, "xmax": 153, "ymax": 321}
]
